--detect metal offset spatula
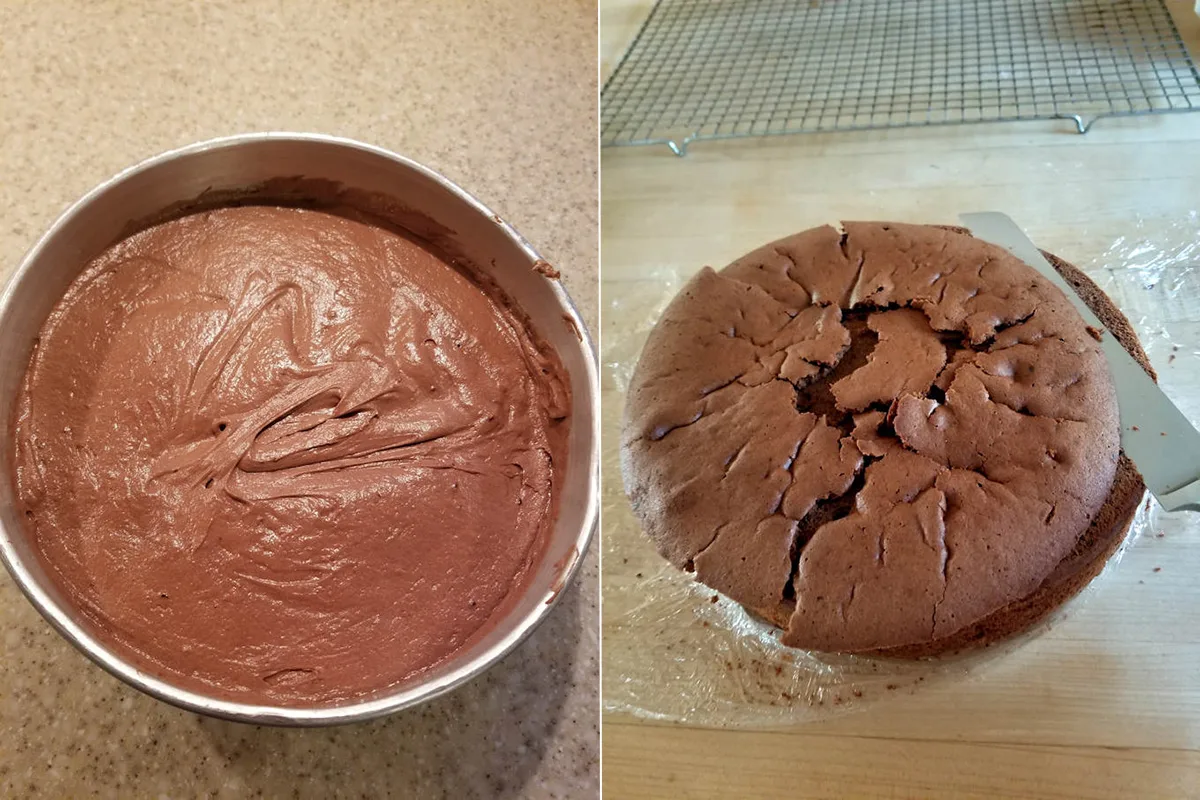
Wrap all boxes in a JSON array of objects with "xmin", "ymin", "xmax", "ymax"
[{"xmin": 960, "ymin": 211, "xmax": 1200, "ymax": 513}]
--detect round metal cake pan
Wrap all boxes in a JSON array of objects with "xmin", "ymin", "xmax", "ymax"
[{"xmin": 0, "ymin": 133, "xmax": 598, "ymax": 726}]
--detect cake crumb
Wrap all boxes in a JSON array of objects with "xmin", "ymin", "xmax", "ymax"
[
  {"xmin": 561, "ymin": 313, "xmax": 582, "ymax": 341},
  {"xmin": 853, "ymin": 689, "xmax": 863, "ymax": 698},
  {"xmin": 1131, "ymin": 425, "xmax": 1139, "ymax": 431},
  {"xmin": 533, "ymin": 260, "xmax": 561, "ymax": 279},
  {"xmin": 1153, "ymin": 567, "xmax": 1162, "ymax": 572},
  {"xmin": 711, "ymin": 595, "xmax": 719, "ymax": 603},
  {"xmin": 1086, "ymin": 325, "xmax": 1104, "ymax": 341},
  {"xmin": 1156, "ymin": 532, "xmax": 1165, "ymax": 538},
  {"xmin": 886, "ymin": 683, "xmax": 897, "ymax": 691}
]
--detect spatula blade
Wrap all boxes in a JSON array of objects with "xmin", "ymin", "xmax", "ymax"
[{"xmin": 959, "ymin": 211, "xmax": 1200, "ymax": 513}]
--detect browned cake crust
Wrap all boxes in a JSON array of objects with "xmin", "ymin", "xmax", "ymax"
[{"xmin": 621, "ymin": 222, "xmax": 1148, "ymax": 656}]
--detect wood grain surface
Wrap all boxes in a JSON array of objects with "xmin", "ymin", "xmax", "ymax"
[{"xmin": 601, "ymin": 2, "xmax": 1200, "ymax": 797}]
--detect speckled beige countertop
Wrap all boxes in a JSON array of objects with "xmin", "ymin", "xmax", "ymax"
[{"xmin": 0, "ymin": 2, "xmax": 598, "ymax": 797}]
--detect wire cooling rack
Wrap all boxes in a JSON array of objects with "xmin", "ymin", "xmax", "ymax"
[{"xmin": 601, "ymin": 0, "xmax": 1200, "ymax": 154}]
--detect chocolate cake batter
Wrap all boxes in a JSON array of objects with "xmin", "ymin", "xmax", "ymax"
[
  {"xmin": 13, "ymin": 206, "xmax": 569, "ymax": 705},
  {"xmin": 622, "ymin": 222, "xmax": 1143, "ymax": 655}
]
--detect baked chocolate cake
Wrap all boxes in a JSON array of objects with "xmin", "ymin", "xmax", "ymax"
[{"xmin": 621, "ymin": 222, "xmax": 1148, "ymax": 656}]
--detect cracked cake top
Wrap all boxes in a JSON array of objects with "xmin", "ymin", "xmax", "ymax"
[{"xmin": 620, "ymin": 222, "xmax": 1120, "ymax": 653}]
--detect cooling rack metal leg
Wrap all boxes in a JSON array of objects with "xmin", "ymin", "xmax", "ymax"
[
  {"xmin": 1056, "ymin": 114, "xmax": 1090, "ymax": 134},
  {"xmin": 666, "ymin": 135, "xmax": 696, "ymax": 157}
]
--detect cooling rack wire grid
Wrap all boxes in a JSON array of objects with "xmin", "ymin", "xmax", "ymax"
[{"xmin": 601, "ymin": 0, "xmax": 1200, "ymax": 154}]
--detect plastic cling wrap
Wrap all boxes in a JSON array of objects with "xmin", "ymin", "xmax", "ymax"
[{"xmin": 602, "ymin": 217, "xmax": 1200, "ymax": 727}]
